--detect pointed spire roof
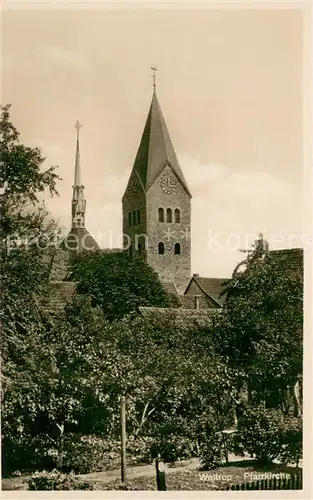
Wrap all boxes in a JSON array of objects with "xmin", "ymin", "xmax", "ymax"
[
  {"xmin": 61, "ymin": 121, "xmax": 100, "ymax": 257},
  {"xmin": 74, "ymin": 120, "xmax": 82, "ymax": 186},
  {"xmin": 129, "ymin": 91, "xmax": 191, "ymax": 197},
  {"xmin": 71, "ymin": 121, "xmax": 86, "ymax": 230}
]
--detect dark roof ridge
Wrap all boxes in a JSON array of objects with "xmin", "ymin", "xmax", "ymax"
[{"xmin": 192, "ymin": 276, "xmax": 223, "ymax": 306}]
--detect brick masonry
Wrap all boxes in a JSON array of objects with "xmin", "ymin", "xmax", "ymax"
[{"xmin": 123, "ymin": 164, "xmax": 191, "ymax": 294}]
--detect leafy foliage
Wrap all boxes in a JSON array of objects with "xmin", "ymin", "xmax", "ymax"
[
  {"xmin": 4, "ymin": 106, "xmax": 302, "ymax": 479},
  {"xmin": 1, "ymin": 105, "xmax": 61, "ymax": 474},
  {"xmin": 71, "ymin": 250, "xmax": 171, "ymax": 320},
  {"xmin": 0, "ymin": 104, "xmax": 60, "ymax": 239},
  {"xmin": 3, "ymin": 284, "xmax": 237, "ymax": 474},
  {"xmin": 234, "ymin": 405, "xmax": 302, "ymax": 465},
  {"xmin": 215, "ymin": 242, "xmax": 303, "ymax": 411},
  {"xmin": 28, "ymin": 470, "xmax": 94, "ymax": 490},
  {"xmin": 199, "ymin": 431, "xmax": 224, "ymax": 470},
  {"xmin": 150, "ymin": 434, "xmax": 195, "ymax": 463}
]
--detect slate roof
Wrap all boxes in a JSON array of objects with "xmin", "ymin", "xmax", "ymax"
[
  {"xmin": 163, "ymin": 282, "xmax": 179, "ymax": 296},
  {"xmin": 124, "ymin": 91, "xmax": 191, "ymax": 197},
  {"xmin": 185, "ymin": 276, "xmax": 228, "ymax": 306},
  {"xmin": 60, "ymin": 227, "xmax": 100, "ymax": 257},
  {"xmin": 162, "ymin": 282, "xmax": 182, "ymax": 305},
  {"xmin": 180, "ymin": 295, "xmax": 212, "ymax": 309},
  {"xmin": 268, "ymin": 248, "xmax": 303, "ymax": 267},
  {"xmin": 139, "ymin": 306, "xmax": 220, "ymax": 327}
]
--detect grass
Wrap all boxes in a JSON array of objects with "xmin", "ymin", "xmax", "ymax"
[
  {"xmin": 2, "ymin": 459, "xmax": 301, "ymax": 491},
  {"xmin": 94, "ymin": 460, "xmax": 301, "ymax": 491}
]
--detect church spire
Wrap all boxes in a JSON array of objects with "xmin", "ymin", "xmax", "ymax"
[
  {"xmin": 71, "ymin": 121, "xmax": 86, "ymax": 229},
  {"xmin": 124, "ymin": 86, "xmax": 191, "ymax": 197},
  {"xmin": 122, "ymin": 81, "xmax": 192, "ymax": 292},
  {"xmin": 74, "ymin": 120, "xmax": 82, "ymax": 185}
]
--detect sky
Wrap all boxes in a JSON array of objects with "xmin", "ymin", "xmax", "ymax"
[{"xmin": 2, "ymin": 6, "xmax": 305, "ymax": 277}]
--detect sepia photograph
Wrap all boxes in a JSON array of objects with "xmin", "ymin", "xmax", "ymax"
[{"xmin": 1, "ymin": 1, "xmax": 311, "ymax": 494}]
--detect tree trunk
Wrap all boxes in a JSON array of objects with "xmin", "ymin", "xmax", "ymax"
[{"xmin": 292, "ymin": 380, "xmax": 301, "ymax": 417}]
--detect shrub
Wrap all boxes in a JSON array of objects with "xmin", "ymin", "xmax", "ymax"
[
  {"xmin": 28, "ymin": 470, "xmax": 94, "ymax": 490},
  {"xmin": 234, "ymin": 405, "xmax": 302, "ymax": 465},
  {"xmin": 199, "ymin": 431, "xmax": 224, "ymax": 470},
  {"xmin": 61, "ymin": 434, "xmax": 120, "ymax": 473},
  {"xmin": 3, "ymin": 433, "xmax": 122, "ymax": 476},
  {"xmin": 126, "ymin": 436, "xmax": 154, "ymax": 465},
  {"xmin": 2, "ymin": 434, "xmax": 60, "ymax": 476},
  {"xmin": 146, "ymin": 415, "xmax": 198, "ymax": 463},
  {"xmin": 149, "ymin": 435, "xmax": 194, "ymax": 463},
  {"xmin": 278, "ymin": 416, "xmax": 302, "ymax": 467}
]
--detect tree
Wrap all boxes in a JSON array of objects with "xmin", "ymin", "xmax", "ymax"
[
  {"xmin": 1, "ymin": 105, "xmax": 61, "ymax": 473},
  {"xmin": 1, "ymin": 106, "xmax": 236, "ymax": 474},
  {"xmin": 1, "ymin": 104, "xmax": 60, "ymax": 349},
  {"xmin": 215, "ymin": 239, "xmax": 303, "ymax": 414},
  {"xmin": 71, "ymin": 250, "xmax": 171, "ymax": 320},
  {"xmin": 0, "ymin": 104, "xmax": 60, "ymax": 238}
]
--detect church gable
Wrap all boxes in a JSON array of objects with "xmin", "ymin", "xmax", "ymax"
[
  {"xmin": 147, "ymin": 163, "xmax": 189, "ymax": 201},
  {"xmin": 184, "ymin": 275, "xmax": 228, "ymax": 308},
  {"xmin": 122, "ymin": 168, "xmax": 145, "ymax": 202}
]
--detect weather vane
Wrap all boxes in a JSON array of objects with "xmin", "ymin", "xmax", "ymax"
[
  {"xmin": 151, "ymin": 66, "xmax": 158, "ymax": 89},
  {"xmin": 75, "ymin": 120, "xmax": 83, "ymax": 140}
]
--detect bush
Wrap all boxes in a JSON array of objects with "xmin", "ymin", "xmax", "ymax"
[
  {"xmin": 278, "ymin": 416, "xmax": 302, "ymax": 466},
  {"xmin": 28, "ymin": 470, "xmax": 94, "ymax": 490},
  {"xmin": 149, "ymin": 435, "xmax": 194, "ymax": 463},
  {"xmin": 61, "ymin": 435, "xmax": 120, "ymax": 473},
  {"xmin": 199, "ymin": 431, "xmax": 224, "ymax": 470},
  {"xmin": 2, "ymin": 434, "xmax": 60, "ymax": 476},
  {"xmin": 2, "ymin": 433, "xmax": 122, "ymax": 476},
  {"xmin": 126, "ymin": 436, "xmax": 154, "ymax": 465},
  {"xmin": 234, "ymin": 405, "xmax": 302, "ymax": 465}
]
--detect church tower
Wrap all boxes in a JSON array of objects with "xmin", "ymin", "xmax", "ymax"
[
  {"xmin": 61, "ymin": 121, "xmax": 99, "ymax": 258},
  {"xmin": 122, "ymin": 84, "xmax": 192, "ymax": 292}
]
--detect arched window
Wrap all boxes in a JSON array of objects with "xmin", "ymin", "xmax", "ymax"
[
  {"xmin": 166, "ymin": 208, "xmax": 172, "ymax": 223},
  {"xmin": 128, "ymin": 212, "xmax": 132, "ymax": 226},
  {"xmin": 158, "ymin": 207, "xmax": 164, "ymax": 222},
  {"xmin": 174, "ymin": 243, "xmax": 181, "ymax": 255},
  {"xmin": 132, "ymin": 211, "xmax": 137, "ymax": 226},
  {"xmin": 174, "ymin": 208, "xmax": 181, "ymax": 223},
  {"xmin": 158, "ymin": 242, "xmax": 165, "ymax": 255},
  {"xmin": 137, "ymin": 235, "xmax": 146, "ymax": 254},
  {"xmin": 137, "ymin": 209, "xmax": 141, "ymax": 224}
]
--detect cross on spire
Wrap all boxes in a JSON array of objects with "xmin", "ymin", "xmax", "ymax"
[
  {"xmin": 75, "ymin": 120, "xmax": 82, "ymax": 141},
  {"xmin": 151, "ymin": 66, "xmax": 158, "ymax": 90}
]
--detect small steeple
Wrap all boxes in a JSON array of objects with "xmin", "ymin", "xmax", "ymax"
[
  {"xmin": 151, "ymin": 66, "xmax": 157, "ymax": 92},
  {"xmin": 71, "ymin": 121, "xmax": 86, "ymax": 229}
]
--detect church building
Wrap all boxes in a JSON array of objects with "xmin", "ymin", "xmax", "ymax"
[
  {"xmin": 52, "ymin": 81, "xmax": 227, "ymax": 312},
  {"xmin": 122, "ymin": 87, "xmax": 191, "ymax": 293}
]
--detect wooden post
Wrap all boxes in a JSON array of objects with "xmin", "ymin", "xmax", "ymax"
[
  {"xmin": 120, "ymin": 394, "xmax": 127, "ymax": 483},
  {"xmin": 155, "ymin": 455, "xmax": 166, "ymax": 491},
  {"xmin": 225, "ymin": 434, "xmax": 229, "ymax": 464}
]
